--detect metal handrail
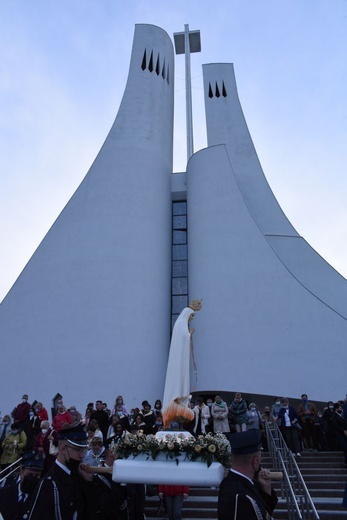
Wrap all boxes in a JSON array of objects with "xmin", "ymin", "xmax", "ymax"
[
  {"xmin": 265, "ymin": 421, "xmax": 320, "ymax": 519},
  {"xmin": 0, "ymin": 457, "xmax": 22, "ymax": 484}
]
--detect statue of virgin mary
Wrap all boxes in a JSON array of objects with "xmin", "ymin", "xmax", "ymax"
[{"xmin": 162, "ymin": 299, "xmax": 202, "ymax": 427}]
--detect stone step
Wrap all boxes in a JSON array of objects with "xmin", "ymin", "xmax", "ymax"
[
  {"xmin": 297, "ymin": 460, "xmax": 347, "ymax": 466},
  {"xmin": 144, "ymin": 451, "xmax": 347, "ymax": 520},
  {"xmin": 300, "ymin": 481, "xmax": 346, "ymax": 490},
  {"xmin": 146, "ymin": 499, "xmax": 347, "ymax": 519},
  {"xmin": 146, "ymin": 506, "xmax": 217, "ymax": 518},
  {"xmin": 273, "ymin": 512, "xmax": 347, "ymax": 520},
  {"xmin": 301, "ymin": 468, "xmax": 347, "ymax": 475},
  {"xmin": 296, "ymin": 473, "xmax": 347, "ymax": 482}
]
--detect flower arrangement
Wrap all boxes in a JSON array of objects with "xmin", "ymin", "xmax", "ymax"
[{"xmin": 109, "ymin": 432, "xmax": 232, "ymax": 468}]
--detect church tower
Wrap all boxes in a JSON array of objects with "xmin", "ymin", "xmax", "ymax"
[
  {"xmin": 1, "ymin": 24, "xmax": 346, "ymax": 411},
  {"xmin": 0, "ymin": 25, "xmax": 175, "ymax": 408}
]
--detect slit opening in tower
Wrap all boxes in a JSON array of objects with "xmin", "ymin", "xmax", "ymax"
[
  {"xmin": 141, "ymin": 49, "xmax": 147, "ymax": 71},
  {"xmin": 215, "ymin": 82, "xmax": 220, "ymax": 98},
  {"xmin": 222, "ymin": 81, "xmax": 227, "ymax": 97},
  {"xmin": 156, "ymin": 55, "xmax": 160, "ymax": 75},
  {"xmin": 208, "ymin": 83, "xmax": 213, "ymax": 98},
  {"xmin": 167, "ymin": 66, "xmax": 169, "ymax": 84},
  {"xmin": 162, "ymin": 60, "xmax": 166, "ymax": 80},
  {"xmin": 148, "ymin": 50, "xmax": 153, "ymax": 72}
]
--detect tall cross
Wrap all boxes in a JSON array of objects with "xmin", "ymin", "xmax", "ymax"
[{"xmin": 174, "ymin": 25, "xmax": 201, "ymax": 162}]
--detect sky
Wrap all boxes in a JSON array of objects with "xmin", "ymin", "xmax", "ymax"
[{"xmin": 0, "ymin": 0, "xmax": 346, "ymax": 302}]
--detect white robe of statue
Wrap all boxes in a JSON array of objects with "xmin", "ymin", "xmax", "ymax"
[{"xmin": 162, "ymin": 307, "xmax": 195, "ymax": 412}]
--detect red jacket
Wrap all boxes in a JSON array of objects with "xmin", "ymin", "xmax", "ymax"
[
  {"xmin": 52, "ymin": 411, "xmax": 72, "ymax": 432},
  {"xmin": 158, "ymin": 485, "xmax": 189, "ymax": 496},
  {"xmin": 36, "ymin": 408, "xmax": 49, "ymax": 423},
  {"xmin": 13, "ymin": 402, "xmax": 31, "ymax": 424}
]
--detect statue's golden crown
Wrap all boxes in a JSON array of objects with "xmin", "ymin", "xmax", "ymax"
[{"xmin": 189, "ymin": 299, "xmax": 203, "ymax": 312}]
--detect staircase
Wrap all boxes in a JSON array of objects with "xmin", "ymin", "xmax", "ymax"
[
  {"xmin": 145, "ymin": 452, "xmax": 347, "ymax": 519},
  {"xmin": 292, "ymin": 451, "xmax": 347, "ymax": 519}
]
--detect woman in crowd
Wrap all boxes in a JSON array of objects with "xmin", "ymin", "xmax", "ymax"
[
  {"xmin": 32, "ymin": 420, "xmax": 56, "ymax": 474},
  {"xmin": 51, "ymin": 404, "xmax": 72, "ymax": 432},
  {"xmin": 83, "ymin": 407, "xmax": 93, "ymax": 428},
  {"xmin": 34, "ymin": 402, "xmax": 48, "ymax": 423},
  {"xmin": 276, "ymin": 398, "xmax": 302, "ymax": 456},
  {"xmin": 131, "ymin": 414, "xmax": 146, "ymax": 434},
  {"xmin": 69, "ymin": 405, "xmax": 82, "ymax": 425},
  {"xmin": 152, "ymin": 413, "xmax": 164, "ymax": 434},
  {"xmin": 0, "ymin": 422, "xmax": 27, "ymax": 470},
  {"xmin": 112, "ymin": 396, "xmax": 128, "ymax": 416},
  {"xmin": 211, "ymin": 395, "xmax": 230, "ymax": 434},
  {"xmin": 246, "ymin": 403, "xmax": 264, "ymax": 432},
  {"xmin": 229, "ymin": 393, "xmax": 248, "ymax": 432},
  {"xmin": 107, "ymin": 414, "xmax": 120, "ymax": 440},
  {"xmin": 154, "ymin": 400, "xmax": 162, "ymax": 415},
  {"xmin": 0, "ymin": 415, "xmax": 12, "ymax": 459}
]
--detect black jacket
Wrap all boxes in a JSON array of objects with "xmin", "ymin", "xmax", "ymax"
[
  {"xmin": 218, "ymin": 470, "xmax": 278, "ymax": 520},
  {"xmin": 27, "ymin": 461, "xmax": 92, "ymax": 519},
  {"xmin": 0, "ymin": 480, "xmax": 33, "ymax": 520}
]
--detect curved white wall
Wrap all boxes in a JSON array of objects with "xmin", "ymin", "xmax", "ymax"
[
  {"xmin": 203, "ymin": 62, "xmax": 297, "ymax": 237},
  {"xmin": 203, "ymin": 62, "xmax": 347, "ymax": 319},
  {"xmin": 0, "ymin": 24, "xmax": 174, "ymax": 412},
  {"xmin": 187, "ymin": 144, "xmax": 347, "ymax": 402}
]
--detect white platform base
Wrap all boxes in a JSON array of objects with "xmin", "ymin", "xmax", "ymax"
[{"xmin": 112, "ymin": 456, "xmax": 224, "ymax": 486}]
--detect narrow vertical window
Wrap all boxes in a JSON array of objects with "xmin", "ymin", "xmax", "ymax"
[
  {"xmin": 171, "ymin": 202, "xmax": 188, "ymax": 329},
  {"xmin": 148, "ymin": 51, "xmax": 153, "ymax": 72},
  {"xmin": 141, "ymin": 49, "xmax": 146, "ymax": 71}
]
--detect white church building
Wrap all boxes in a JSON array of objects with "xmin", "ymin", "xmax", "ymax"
[{"xmin": 1, "ymin": 24, "xmax": 346, "ymax": 414}]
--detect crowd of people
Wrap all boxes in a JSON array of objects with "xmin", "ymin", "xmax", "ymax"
[{"xmin": 0, "ymin": 391, "xmax": 346, "ymax": 519}]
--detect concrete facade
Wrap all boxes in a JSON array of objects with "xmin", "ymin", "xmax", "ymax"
[
  {"xmin": 188, "ymin": 63, "xmax": 347, "ymax": 401},
  {"xmin": 0, "ymin": 25, "xmax": 345, "ymax": 414},
  {"xmin": 0, "ymin": 24, "xmax": 175, "ymax": 411}
]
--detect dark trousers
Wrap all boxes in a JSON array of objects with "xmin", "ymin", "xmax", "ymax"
[
  {"xmin": 302, "ymin": 421, "xmax": 316, "ymax": 450},
  {"xmin": 164, "ymin": 495, "xmax": 184, "ymax": 520},
  {"xmin": 283, "ymin": 427, "xmax": 301, "ymax": 454},
  {"xmin": 334, "ymin": 432, "xmax": 347, "ymax": 464}
]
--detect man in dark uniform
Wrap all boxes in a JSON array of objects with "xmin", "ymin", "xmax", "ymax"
[
  {"xmin": 0, "ymin": 452, "xmax": 43, "ymax": 520},
  {"xmin": 218, "ymin": 430, "xmax": 278, "ymax": 520},
  {"xmin": 27, "ymin": 423, "xmax": 92, "ymax": 519}
]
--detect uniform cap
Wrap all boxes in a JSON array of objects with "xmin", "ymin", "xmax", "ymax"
[
  {"xmin": 58, "ymin": 423, "xmax": 88, "ymax": 447},
  {"xmin": 21, "ymin": 452, "xmax": 44, "ymax": 471},
  {"xmin": 229, "ymin": 430, "xmax": 262, "ymax": 455}
]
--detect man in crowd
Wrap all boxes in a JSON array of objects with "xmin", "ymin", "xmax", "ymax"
[
  {"xmin": 91, "ymin": 400, "xmax": 109, "ymax": 441},
  {"xmin": 0, "ymin": 452, "xmax": 44, "ymax": 519},
  {"xmin": 218, "ymin": 430, "xmax": 278, "ymax": 519},
  {"xmin": 12, "ymin": 395, "xmax": 31, "ymax": 447},
  {"xmin": 141, "ymin": 401, "xmax": 156, "ymax": 434},
  {"xmin": 331, "ymin": 402, "xmax": 347, "ymax": 468},
  {"xmin": 298, "ymin": 393, "xmax": 317, "ymax": 451}
]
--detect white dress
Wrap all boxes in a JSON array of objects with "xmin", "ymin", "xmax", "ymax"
[{"xmin": 162, "ymin": 307, "xmax": 194, "ymax": 412}]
